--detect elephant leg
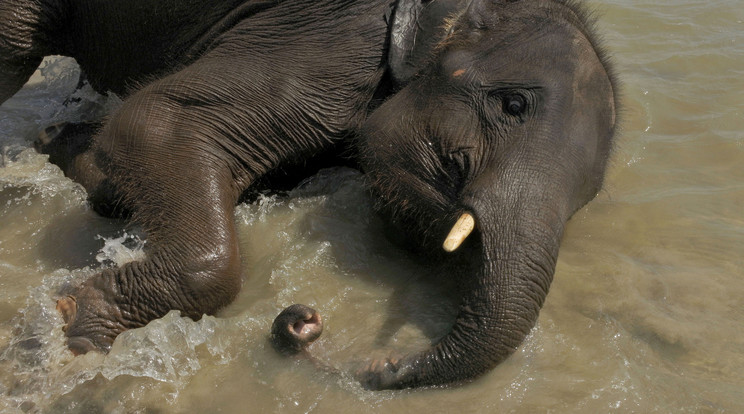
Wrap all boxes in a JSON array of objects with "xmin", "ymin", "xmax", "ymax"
[
  {"xmin": 56, "ymin": 166, "xmax": 242, "ymax": 353},
  {"xmin": 0, "ymin": 0, "xmax": 63, "ymax": 104},
  {"xmin": 56, "ymin": 81, "xmax": 244, "ymax": 354}
]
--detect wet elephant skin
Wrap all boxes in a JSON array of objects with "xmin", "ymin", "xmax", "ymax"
[{"xmin": 0, "ymin": 0, "xmax": 618, "ymax": 389}]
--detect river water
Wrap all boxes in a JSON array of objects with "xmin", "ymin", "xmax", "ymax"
[{"xmin": 1, "ymin": 0, "xmax": 742, "ymax": 412}]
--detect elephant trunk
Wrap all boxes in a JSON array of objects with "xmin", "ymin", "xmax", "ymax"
[{"xmin": 359, "ymin": 169, "xmax": 569, "ymax": 390}]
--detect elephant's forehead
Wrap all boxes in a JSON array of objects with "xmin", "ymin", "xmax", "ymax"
[
  {"xmin": 487, "ymin": 32, "xmax": 578, "ymax": 78},
  {"xmin": 440, "ymin": 49, "xmax": 477, "ymax": 79},
  {"xmin": 437, "ymin": 35, "xmax": 577, "ymax": 90}
]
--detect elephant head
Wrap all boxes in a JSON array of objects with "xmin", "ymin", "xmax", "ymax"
[{"xmin": 355, "ymin": 0, "xmax": 618, "ymax": 389}]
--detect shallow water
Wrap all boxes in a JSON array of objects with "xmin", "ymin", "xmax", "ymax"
[{"xmin": 1, "ymin": 0, "xmax": 743, "ymax": 412}]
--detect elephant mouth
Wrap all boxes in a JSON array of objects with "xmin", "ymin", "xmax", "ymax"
[{"xmin": 360, "ymin": 158, "xmax": 470, "ymax": 254}]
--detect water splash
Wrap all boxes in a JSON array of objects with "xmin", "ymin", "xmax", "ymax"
[{"xmin": 94, "ymin": 232, "xmax": 146, "ymax": 267}]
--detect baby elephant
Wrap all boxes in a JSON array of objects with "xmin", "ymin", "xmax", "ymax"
[{"xmin": 0, "ymin": 0, "xmax": 617, "ymax": 389}]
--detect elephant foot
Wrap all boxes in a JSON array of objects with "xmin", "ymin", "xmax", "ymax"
[
  {"xmin": 55, "ymin": 295, "xmax": 77, "ymax": 328},
  {"xmin": 56, "ymin": 296, "xmax": 98, "ymax": 355},
  {"xmin": 270, "ymin": 304, "xmax": 323, "ymax": 356},
  {"xmin": 55, "ymin": 277, "xmax": 128, "ymax": 355}
]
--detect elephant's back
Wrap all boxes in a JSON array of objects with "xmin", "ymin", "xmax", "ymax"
[{"xmin": 61, "ymin": 0, "xmax": 282, "ymax": 96}]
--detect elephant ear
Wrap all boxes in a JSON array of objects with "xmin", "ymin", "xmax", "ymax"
[{"xmin": 388, "ymin": 0, "xmax": 469, "ymax": 86}]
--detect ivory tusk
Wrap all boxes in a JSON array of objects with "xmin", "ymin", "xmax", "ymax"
[{"xmin": 443, "ymin": 212, "xmax": 475, "ymax": 252}]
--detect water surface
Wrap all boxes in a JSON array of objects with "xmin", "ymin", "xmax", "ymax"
[{"xmin": 1, "ymin": 0, "xmax": 743, "ymax": 412}]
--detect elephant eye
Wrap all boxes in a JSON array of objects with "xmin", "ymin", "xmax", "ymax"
[{"xmin": 504, "ymin": 94, "xmax": 527, "ymax": 116}]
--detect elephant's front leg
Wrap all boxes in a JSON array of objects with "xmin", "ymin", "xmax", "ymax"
[
  {"xmin": 55, "ymin": 86, "xmax": 244, "ymax": 354},
  {"xmin": 57, "ymin": 166, "xmax": 242, "ymax": 353}
]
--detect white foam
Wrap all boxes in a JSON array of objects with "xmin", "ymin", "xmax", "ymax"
[{"xmin": 95, "ymin": 232, "xmax": 146, "ymax": 266}]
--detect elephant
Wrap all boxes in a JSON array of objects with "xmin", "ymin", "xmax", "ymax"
[{"xmin": 0, "ymin": 0, "xmax": 618, "ymax": 390}]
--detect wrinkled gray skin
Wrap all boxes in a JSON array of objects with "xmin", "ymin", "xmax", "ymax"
[{"xmin": 0, "ymin": 0, "xmax": 617, "ymax": 390}]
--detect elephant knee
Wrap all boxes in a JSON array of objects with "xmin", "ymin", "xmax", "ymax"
[
  {"xmin": 148, "ymin": 234, "xmax": 240, "ymax": 318},
  {"xmin": 186, "ymin": 246, "xmax": 242, "ymax": 312}
]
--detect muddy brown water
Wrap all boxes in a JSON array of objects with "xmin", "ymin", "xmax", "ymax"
[{"xmin": 1, "ymin": 0, "xmax": 743, "ymax": 412}]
